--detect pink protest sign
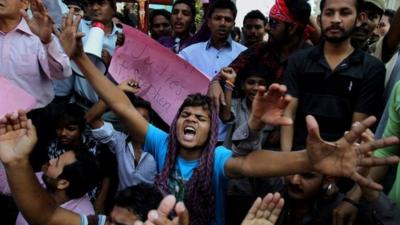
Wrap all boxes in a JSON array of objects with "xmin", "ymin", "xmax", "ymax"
[
  {"xmin": 0, "ymin": 77, "xmax": 37, "ymax": 118},
  {"xmin": 109, "ymin": 26, "xmax": 211, "ymax": 125}
]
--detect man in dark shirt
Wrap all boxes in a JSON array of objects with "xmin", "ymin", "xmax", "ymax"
[
  {"xmin": 241, "ymin": 10, "xmax": 267, "ymax": 47},
  {"xmin": 281, "ymin": 0, "xmax": 385, "ymax": 151}
]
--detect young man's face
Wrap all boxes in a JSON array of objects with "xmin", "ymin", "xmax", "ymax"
[
  {"xmin": 242, "ymin": 18, "xmax": 266, "ymax": 46},
  {"xmin": 266, "ymin": 17, "xmax": 290, "ymax": 44},
  {"xmin": 56, "ymin": 122, "xmax": 82, "ymax": 147},
  {"xmin": 319, "ymin": 0, "xmax": 359, "ymax": 44},
  {"xmin": 242, "ymin": 75, "xmax": 266, "ymax": 103},
  {"xmin": 88, "ymin": 0, "xmax": 115, "ymax": 25},
  {"xmin": 171, "ymin": 3, "xmax": 193, "ymax": 36},
  {"xmin": 109, "ymin": 205, "xmax": 139, "ymax": 225},
  {"xmin": 0, "ymin": 0, "xmax": 29, "ymax": 18},
  {"xmin": 286, "ymin": 172, "xmax": 324, "ymax": 200},
  {"xmin": 352, "ymin": 4, "xmax": 381, "ymax": 43},
  {"xmin": 208, "ymin": 9, "xmax": 235, "ymax": 43},
  {"xmin": 176, "ymin": 106, "xmax": 211, "ymax": 150},
  {"xmin": 151, "ymin": 14, "xmax": 172, "ymax": 39},
  {"xmin": 374, "ymin": 14, "xmax": 390, "ymax": 38},
  {"xmin": 42, "ymin": 151, "xmax": 77, "ymax": 182}
]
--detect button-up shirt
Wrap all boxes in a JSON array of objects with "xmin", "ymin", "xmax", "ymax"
[
  {"xmin": 178, "ymin": 37, "xmax": 247, "ymax": 78},
  {"xmin": 92, "ymin": 122, "xmax": 157, "ymax": 191},
  {"xmin": 0, "ymin": 18, "xmax": 71, "ymax": 108}
]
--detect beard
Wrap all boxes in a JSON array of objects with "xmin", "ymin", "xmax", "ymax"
[
  {"xmin": 42, "ymin": 173, "xmax": 58, "ymax": 192},
  {"xmin": 322, "ymin": 26, "xmax": 355, "ymax": 44}
]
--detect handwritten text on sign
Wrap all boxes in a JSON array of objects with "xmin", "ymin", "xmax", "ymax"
[
  {"xmin": 0, "ymin": 77, "xmax": 37, "ymax": 118},
  {"xmin": 109, "ymin": 25, "xmax": 210, "ymax": 125}
]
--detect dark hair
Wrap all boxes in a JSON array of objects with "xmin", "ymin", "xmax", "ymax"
[
  {"xmin": 63, "ymin": 0, "xmax": 87, "ymax": 9},
  {"xmin": 285, "ymin": 0, "xmax": 311, "ymax": 26},
  {"xmin": 149, "ymin": 9, "xmax": 171, "ymax": 26},
  {"xmin": 58, "ymin": 147, "xmax": 102, "ymax": 199},
  {"xmin": 231, "ymin": 26, "xmax": 241, "ymax": 39},
  {"xmin": 235, "ymin": 63, "xmax": 271, "ymax": 97},
  {"xmin": 243, "ymin": 10, "xmax": 267, "ymax": 26},
  {"xmin": 208, "ymin": 0, "xmax": 237, "ymax": 20},
  {"xmin": 384, "ymin": 9, "xmax": 396, "ymax": 24},
  {"xmin": 87, "ymin": 0, "xmax": 116, "ymax": 12},
  {"xmin": 113, "ymin": 184, "xmax": 163, "ymax": 220},
  {"xmin": 320, "ymin": 0, "xmax": 363, "ymax": 13},
  {"xmin": 155, "ymin": 94, "xmax": 218, "ymax": 224},
  {"xmin": 55, "ymin": 103, "xmax": 86, "ymax": 132},
  {"xmin": 173, "ymin": 0, "xmax": 196, "ymax": 19}
]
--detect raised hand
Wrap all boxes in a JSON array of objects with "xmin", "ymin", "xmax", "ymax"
[
  {"xmin": 20, "ymin": 0, "xmax": 53, "ymax": 44},
  {"xmin": 219, "ymin": 67, "xmax": 237, "ymax": 83},
  {"xmin": 0, "ymin": 111, "xmax": 37, "ymax": 164},
  {"xmin": 134, "ymin": 195, "xmax": 189, "ymax": 225},
  {"xmin": 59, "ymin": 10, "xmax": 85, "ymax": 58},
  {"xmin": 118, "ymin": 79, "xmax": 141, "ymax": 94},
  {"xmin": 249, "ymin": 84, "xmax": 292, "ymax": 130},
  {"xmin": 306, "ymin": 115, "xmax": 399, "ymax": 190},
  {"xmin": 242, "ymin": 193, "xmax": 284, "ymax": 225}
]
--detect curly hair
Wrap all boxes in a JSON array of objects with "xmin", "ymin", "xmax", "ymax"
[{"xmin": 155, "ymin": 93, "xmax": 219, "ymax": 225}]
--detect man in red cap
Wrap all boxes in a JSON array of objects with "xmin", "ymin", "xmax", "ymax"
[{"xmin": 209, "ymin": 0, "xmax": 312, "ymax": 108}]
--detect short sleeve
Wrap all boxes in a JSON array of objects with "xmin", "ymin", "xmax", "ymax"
[
  {"xmin": 144, "ymin": 124, "xmax": 169, "ymax": 169},
  {"xmin": 213, "ymin": 146, "xmax": 233, "ymax": 181}
]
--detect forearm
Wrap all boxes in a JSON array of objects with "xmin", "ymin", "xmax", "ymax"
[
  {"xmin": 280, "ymin": 100, "xmax": 297, "ymax": 152},
  {"xmin": 280, "ymin": 125, "xmax": 293, "ymax": 152},
  {"xmin": 227, "ymin": 150, "xmax": 312, "ymax": 178},
  {"xmin": 94, "ymin": 177, "xmax": 111, "ymax": 214},
  {"xmin": 220, "ymin": 89, "xmax": 233, "ymax": 121},
  {"xmin": 86, "ymin": 99, "xmax": 107, "ymax": 128}
]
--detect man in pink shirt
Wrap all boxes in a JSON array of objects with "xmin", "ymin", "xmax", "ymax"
[
  {"xmin": 0, "ymin": 149, "xmax": 101, "ymax": 225},
  {"xmin": 0, "ymin": 0, "xmax": 71, "ymax": 108}
]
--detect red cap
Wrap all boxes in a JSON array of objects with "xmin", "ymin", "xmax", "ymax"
[{"xmin": 92, "ymin": 22, "xmax": 105, "ymax": 30}]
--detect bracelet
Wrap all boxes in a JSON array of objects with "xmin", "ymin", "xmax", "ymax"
[
  {"xmin": 224, "ymin": 83, "xmax": 234, "ymax": 91},
  {"xmin": 342, "ymin": 197, "xmax": 360, "ymax": 208},
  {"xmin": 225, "ymin": 80, "xmax": 235, "ymax": 88}
]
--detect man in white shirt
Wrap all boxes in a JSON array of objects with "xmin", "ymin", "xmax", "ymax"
[{"xmin": 179, "ymin": 0, "xmax": 246, "ymax": 79}]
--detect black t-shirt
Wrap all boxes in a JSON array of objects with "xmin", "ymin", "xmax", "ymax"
[{"xmin": 284, "ymin": 43, "xmax": 385, "ymax": 150}]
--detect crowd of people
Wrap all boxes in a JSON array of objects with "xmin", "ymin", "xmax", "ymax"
[{"xmin": 1, "ymin": 0, "xmax": 400, "ymax": 224}]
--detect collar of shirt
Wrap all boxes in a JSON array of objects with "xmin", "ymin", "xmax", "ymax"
[
  {"xmin": 12, "ymin": 18, "xmax": 34, "ymax": 36},
  {"xmin": 206, "ymin": 35, "xmax": 233, "ymax": 50},
  {"xmin": 309, "ymin": 41, "xmax": 364, "ymax": 66}
]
